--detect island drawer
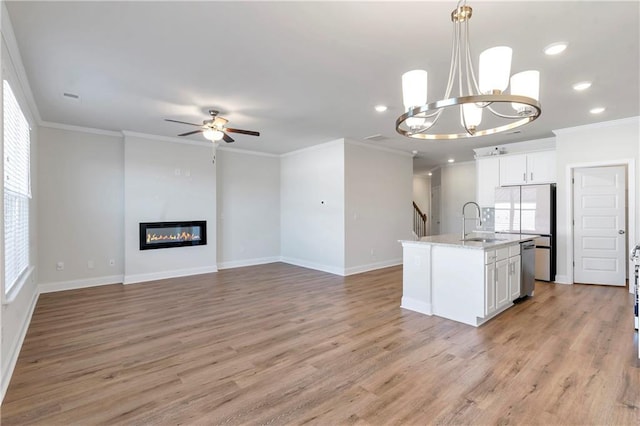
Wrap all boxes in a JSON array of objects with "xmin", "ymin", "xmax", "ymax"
[
  {"xmin": 485, "ymin": 251, "xmax": 497, "ymax": 264},
  {"xmin": 496, "ymin": 247, "xmax": 510, "ymax": 261},
  {"xmin": 509, "ymin": 244, "xmax": 521, "ymax": 257}
]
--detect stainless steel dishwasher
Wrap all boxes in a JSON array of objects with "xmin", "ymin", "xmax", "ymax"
[{"xmin": 520, "ymin": 240, "xmax": 535, "ymax": 297}]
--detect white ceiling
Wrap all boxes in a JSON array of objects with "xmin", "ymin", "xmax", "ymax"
[{"xmin": 6, "ymin": 1, "xmax": 640, "ymax": 173}]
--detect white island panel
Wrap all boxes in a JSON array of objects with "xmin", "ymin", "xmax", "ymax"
[
  {"xmin": 432, "ymin": 245, "xmax": 485, "ymax": 326},
  {"xmin": 401, "ymin": 243, "xmax": 432, "ymax": 315}
]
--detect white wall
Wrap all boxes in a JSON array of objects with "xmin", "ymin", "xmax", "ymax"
[
  {"xmin": 1, "ymin": 121, "xmax": 37, "ymax": 403},
  {"xmin": 413, "ymin": 175, "xmax": 431, "ymax": 235},
  {"xmin": 216, "ymin": 148, "xmax": 280, "ymax": 268},
  {"xmin": 413, "ymin": 175, "xmax": 430, "ymax": 212},
  {"xmin": 440, "ymin": 161, "xmax": 477, "ymax": 235},
  {"xmin": 123, "ymin": 134, "xmax": 217, "ymax": 284},
  {"xmin": 1, "ymin": 4, "xmax": 40, "ymax": 399},
  {"xmin": 37, "ymin": 127, "xmax": 124, "ymax": 289},
  {"xmin": 554, "ymin": 117, "xmax": 639, "ymax": 284},
  {"xmin": 344, "ymin": 140, "xmax": 413, "ymax": 274},
  {"xmin": 280, "ymin": 140, "xmax": 345, "ymax": 274}
]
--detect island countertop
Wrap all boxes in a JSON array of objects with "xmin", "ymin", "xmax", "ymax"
[{"xmin": 400, "ymin": 232, "xmax": 537, "ymax": 250}]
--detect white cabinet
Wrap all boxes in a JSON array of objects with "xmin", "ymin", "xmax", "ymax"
[
  {"xmin": 485, "ymin": 256, "xmax": 496, "ymax": 315},
  {"xmin": 526, "ymin": 151, "xmax": 556, "ymax": 184},
  {"xmin": 476, "ymin": 157, "xmax": 500, "ymax": 208},
  {"xmin": 509, "ymin": 255, "xmax": 521, "ymax": 300},
  {"xmin": 499, "ymin": 154, "xmax": 528, "ymax": 186},
  {"xmin": 499, "ymin": 150, "xmax": 556, "ymax": 186},
  {"xmin": 484, "ymin": 243, "xmax": 521, "ymax": 316},
  {"xmin": 495, "ymin": 259, "xmax": 510, "ymax": 309}
]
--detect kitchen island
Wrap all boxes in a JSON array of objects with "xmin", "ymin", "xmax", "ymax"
[{"xmin": 400, "ymin": 232, "xmax": 536, "ymax": 327}]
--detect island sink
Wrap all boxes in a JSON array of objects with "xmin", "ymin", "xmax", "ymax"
[{"xmin": 461, "ymin": 237, "xmax": 506, "ymax": 243}]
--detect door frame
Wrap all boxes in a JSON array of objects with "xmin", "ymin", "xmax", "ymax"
[{"xmin": 565, "ymin": 159, "xmax": 635, "ymax": 292}]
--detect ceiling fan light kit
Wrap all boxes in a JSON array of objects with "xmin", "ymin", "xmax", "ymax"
[
  {"xmin": 396, "ymin": 1, "xmax": 542, "ymax": 140},
  {"xmin": 203, "ymin": 128, "xmax": 224, "ymax": 141}
]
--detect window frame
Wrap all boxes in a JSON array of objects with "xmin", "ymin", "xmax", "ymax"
[{"xmin": 2, "ymin": 74, "xmax": 33, "ymax": 302}]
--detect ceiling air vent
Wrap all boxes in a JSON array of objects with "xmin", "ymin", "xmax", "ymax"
[{"xmin": 363, "ymin": 134, "xmax": 389, "ymax": 142}]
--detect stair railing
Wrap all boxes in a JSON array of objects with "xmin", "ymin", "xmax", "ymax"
[{"xmin": 413, "ymin": 202, "xmax": 427, "ymax": 237}]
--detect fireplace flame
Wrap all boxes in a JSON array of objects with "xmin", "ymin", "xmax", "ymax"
[{"xmin": 146, "ymin": 232, "xmax": 201, "ymax": 244}]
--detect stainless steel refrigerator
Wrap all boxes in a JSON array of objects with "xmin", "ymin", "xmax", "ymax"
[{"xmin": 495, "ymin": 184, "xmax": 556, "ymax": 281}]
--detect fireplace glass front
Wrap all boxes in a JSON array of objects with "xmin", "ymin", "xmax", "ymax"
[{"xmin": 139, "ymin": 221, "xmax": 207, "ymax": 250}]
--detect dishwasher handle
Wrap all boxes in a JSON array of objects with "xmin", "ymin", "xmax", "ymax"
[{"xmin": 521, "ymin": 240, "xmax": 535, "ymax": 249}]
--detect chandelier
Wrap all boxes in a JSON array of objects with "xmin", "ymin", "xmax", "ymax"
[{"xmin": 396, "ymin": 1, "xmax": 542, "ymax": 140}]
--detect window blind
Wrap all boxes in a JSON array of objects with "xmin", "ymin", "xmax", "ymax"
[{"xmin": 4, "ymin": 80, "xmax": 31, "ymax": 293}]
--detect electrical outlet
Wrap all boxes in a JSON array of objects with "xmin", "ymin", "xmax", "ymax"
[
  {"xmin": 109, "ymin": 259, "xmax": 115, "ymax": 267},
  {"xmin": 56, "ymin": 261, "xmax": 64, "ymax": 271}
]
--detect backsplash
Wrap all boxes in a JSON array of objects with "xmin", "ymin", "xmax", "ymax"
[{"xmin": 481, "ymin": 208, "xmax": 495, "ymax": 232}]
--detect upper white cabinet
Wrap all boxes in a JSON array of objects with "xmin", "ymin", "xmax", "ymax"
[
  {"xmin": 499, "ymin": 154, "xmax": 527, "ymax": 185},
  {"xmin": 526, "ymin": 150, "xmax": 556, "ymax": 183},
  {"xmin": 499, "ymin": 150, "xmax": 556, "ymax": 186},
  {"xmin": 476, "ymin": 157, "xmax": 500, "ymax": 208}
]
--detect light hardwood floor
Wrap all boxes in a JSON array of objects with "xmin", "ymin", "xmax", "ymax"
[{"xmin": 2, "ymin": 263, "xmax": 638, "ymax": 425}]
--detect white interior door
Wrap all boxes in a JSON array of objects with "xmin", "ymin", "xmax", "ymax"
[
  {"xmin": 573, "ymin": 166, "xmax": 626, "ymax": 285},
  {"xmin": 431, "ymin": 186, "xmax": 441, "ymax": 236}
]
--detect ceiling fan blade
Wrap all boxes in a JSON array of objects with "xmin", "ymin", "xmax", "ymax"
[
  {"xmin": 225, "ymin": 127, "xmax": 260, "ymax": 137},
  {"xmin": 165, "ymin": 119, "xmax": 202, "ymax": 127},
  {"xmin": 222, "ymin": 132, "xmax": 235, "ymax": 143},
  {"xmin": 178, "ymin": 129, "xmax": 204, "ymax": 137}
]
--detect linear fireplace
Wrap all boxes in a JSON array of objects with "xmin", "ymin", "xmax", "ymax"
[{"xmin": 139, "ymin": 221, "xmax": 207, "ymax": 250}]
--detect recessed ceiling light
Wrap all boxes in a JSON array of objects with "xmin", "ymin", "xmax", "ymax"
[
  {"xmin": 374, "ymin": 105, "xmax": 388, "ymax": 112},
  {"xmin": 411, "ymin": 150, "xmax": 418, "ymax": 155},
  {"xmin": 572, "ymin": 81, "xmax": 592, "ymax": 91},
  {"xmin": 448, "ymin": 158, "xmax": 455, "ymax": 163},
  {"xmin": 544, "ymin": 42, "xmax": 568, "ymax": 56},
  {"xmin": 428, "ymin": 172, "xmax": 433, "ymax": 176},
  {"xmin": 590, "ymin": 107, "xmax": 605, "ymax": 114}
]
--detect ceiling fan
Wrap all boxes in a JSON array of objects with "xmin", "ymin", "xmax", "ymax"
[{"xmin": 165, "ymin": 110, "xmax": 260, "ymax": 143}]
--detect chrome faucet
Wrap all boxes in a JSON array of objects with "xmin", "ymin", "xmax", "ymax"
[{"xmin": 462, "ymin": 201, "xmax": 482, "ymax": 239}]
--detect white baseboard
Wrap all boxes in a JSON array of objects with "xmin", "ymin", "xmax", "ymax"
[
  {"xmin": 123, "ymin": 265, "xmax": 218, "ymax": 285},
  {"xmin": 1, "ymin": 287, "xmax": 39, "ymax": 403},
  {"xmin": 279, "ymin": 257, "xmax": 345, "ymax": 276},
  {"xmin": 39, "ymin": 275, "xmax": 124, "ymax": 294},
  {"xmin": 344, "ymin": 258, "xmax": 402, "ymax": 276},
  {"xmin": 217, "ymin": 256, "xmax": 280, "ymax": 270},
  {"xmin": 401, "ymin": 297, "xmax": 433, "ymax": 315},
  {"xmin": 553, "ymin": 275, "xmax": 572, "ymax": 284}
]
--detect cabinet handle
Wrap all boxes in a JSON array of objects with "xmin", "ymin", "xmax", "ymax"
[
  {"xmin": 530, "ymin": 172, "xmax": 533, "ymax": 181},
  {"xmin": 523, "ymin": 172, "xmax": 526, "ymax": 182}
]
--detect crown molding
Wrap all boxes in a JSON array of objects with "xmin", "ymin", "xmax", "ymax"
[
  {"xmin": 473, "ymin": 136, "xmax": 556, "ymax": 158},
  {"xmin": 280, "ymin": 138, "xmax": 345, "ymax": 157},
  {"xmin": 40, "ymin": 121, "xmax": 122, "ymax": 138},
  {"xmin": 345, "ymin": 138, "xmax": 414, "ymax": 157},
  {"xmin": 121, "ymin": 130, "xmax": 211, "ymax": 147},
  {"xmin": 218, "ymin": 145, "xmax": 279, "ymax": 158},
  {"xmin": 443, "ymin": 159, "xmax": 475, "ymax": 168},
  {"xmin": 553, "ymin": 116, "xmax": 640, "ymax": 135}
]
